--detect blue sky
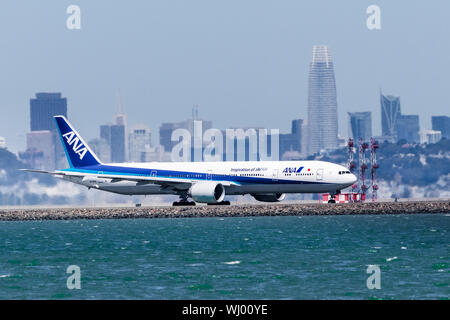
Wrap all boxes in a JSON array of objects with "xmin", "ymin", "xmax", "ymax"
[{"xmin": 1, "ymin": 0, "xmax": 449, "ymax": 152}]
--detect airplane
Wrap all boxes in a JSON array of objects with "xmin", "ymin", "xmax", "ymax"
[{"xmin": 22, "ymin": 116, "xmax": 357, "ymax": 205}]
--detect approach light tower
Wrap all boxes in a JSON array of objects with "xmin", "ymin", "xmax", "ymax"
[
  {"xmin": 359, "ymin": 138, "xmax": 369, "ymax": 196},
  {"xmin": 347, "ymin": 138, "xmax": 357, "ymax": 193},
  {"xmin": 370, "ymin": 138, "xmax": 379, "ymax": 202}
]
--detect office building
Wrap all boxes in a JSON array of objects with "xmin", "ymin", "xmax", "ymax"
[
  {"xmin": 104, "ymin": 124, "xmax": 126, "ymax": 163},
  {"xmin": 280, "ymin": 119, "xmax": 304, "ymax": 159},
  {"xmin": 146, "ymin": 145, "xmax": 172, "ymax": 162},
  {"xmin": 128, "ymin": 124, "xmax": 152, "ymax": 162},
  {"xmin": 160, "ymin": 120, "xmax": 190, "ymax": 152},
  {"xmin": 30, "ymin": 93, "xmax": 67, "ymax": 131},
  {"xmin": 348, "ymin": 112, "xmax": 372, "ymax": 142},
  {"xmin": 432, "ymin": 116, "xmax": 450, "ymax": 139},
  {"xmin": 88, "ymin": 138, "xmax": 111, "ymax": 163},
  {"xmin": 100, "ymin": 123, "xmax": 126, "ymax": 163},
  {"xmin": 396, "ymin": 115, "xmax": 420, "ymax": 143},
  {"xmin": 100, "ymin": 108, "xmax": 128, "ymax": 163},
  {"xmin": 380, "ymin": 93, "xmax": 401, "ymax": 138},
  {"xmin": 420, "ymin": 130, "xmax": 442, "ymax": 144},
  {"xmin": 26, "ymin": 92, "xmax": 68, "ymax": 169},
  {"xmin": 307, "ymin": 45, "xmax": 338, "ymax": 154}
]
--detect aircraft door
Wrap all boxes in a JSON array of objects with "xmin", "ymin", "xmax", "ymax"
[
  {"xmin": 272, "ymin": 169, "xmax": 278, "ymax": 181},
  {"xmin": 316, "ymin": 168, "xmax": 324, "ymax": 180}
]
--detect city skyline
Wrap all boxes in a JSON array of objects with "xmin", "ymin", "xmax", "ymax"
[
  {"xmin": 16, "ymin": 88, "xmax": 444, "ymax": 153},
  {"xmin": 18, "ymin": 88, "xmax": 447, "ymax": 169},
  {"xmin": 1, "ymin": 1, "xmax": 449, "ymax": 153}
]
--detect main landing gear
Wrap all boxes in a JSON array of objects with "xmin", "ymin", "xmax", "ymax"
[
  {"xmin": 172, "ymin": 201, "xmax": 196, "ymax": 206},
  {"xmin": 172, "ymin": 194, "xmax": 196, "ymax": 206},
  {"xmin": 171, "ymin": 194, "xmax": 231, "ymax": 206}
]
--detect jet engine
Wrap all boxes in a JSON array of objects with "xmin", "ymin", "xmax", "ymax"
[
  {"xmin": 251, "ymin": 193, "xmax": 286, "ymax": 202},
  {"xmin": 189, "ymin": 182, "xmax": 225, "ymax": 203}
]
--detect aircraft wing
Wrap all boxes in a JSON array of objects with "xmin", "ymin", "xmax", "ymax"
[{"xmin": 20, "ymin": 169, "xmax": 65, "ymax": 177}]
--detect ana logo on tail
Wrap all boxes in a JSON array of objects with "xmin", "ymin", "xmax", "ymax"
[{"xmin": 62, "ymin": 131, "xmax": 88, "ymax": 160}]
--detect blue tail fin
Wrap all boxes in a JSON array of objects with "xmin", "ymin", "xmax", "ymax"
[{"xmin": 54, "ymin": 116, "xmax": 102, "ymax": 168}]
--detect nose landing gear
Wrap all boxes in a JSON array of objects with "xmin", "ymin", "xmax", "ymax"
[{"xmin": 327, "ymin": 190, "xmax": 341, "ymax": 203}]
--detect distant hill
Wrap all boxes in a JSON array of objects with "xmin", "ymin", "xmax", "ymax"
[
  {"xmin": 0, "ymin": 148, "xmax": 55, "ymax": 186},
  {"xmin": 0, "ymin": 148, "xmax": 64, "ymax": 206},
  {"xmin": 308, "ymin": 138, "xmax": 450, "ymax": 197}
]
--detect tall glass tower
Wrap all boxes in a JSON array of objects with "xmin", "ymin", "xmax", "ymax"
[
  {"xmin": 348, "ymin": 112, "xmax": 372, "ymax": 141},
  {"xmin": 380, "ymin": 93, "xmax": 401, "ymax": 138},
  {"xmin": 307, "ymin": 45, "xmax": 338, "ymax": 154},
  {"xmin": 29, "ymin": 92, "xmax": 68, "ymax": 169}
]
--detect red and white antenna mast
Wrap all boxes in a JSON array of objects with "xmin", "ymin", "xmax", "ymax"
[
  {"xmin": 370, "ymin": 138, "xmax": 379, "ymax": 202},
  {"xmin": 359, "ymin": 138, "xmax": 369, "ymax": 198},
  {"xmin": 348, "ymin": 138, "xmax": 357, "ymax": 193}
]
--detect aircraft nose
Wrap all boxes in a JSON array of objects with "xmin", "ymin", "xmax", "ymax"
[{"xmin": 350, "ymin": 174, "xmax": 357, "ymax": 184}]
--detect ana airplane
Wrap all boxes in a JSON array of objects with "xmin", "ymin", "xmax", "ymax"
[{"xmin": 23, "ymin": 116, "xmax": 357, "ymax": 205}]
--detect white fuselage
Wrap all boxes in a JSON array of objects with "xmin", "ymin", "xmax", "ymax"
[{"xmin": 61, "ymin": 160, "xmax": 357, "ymax": 196}]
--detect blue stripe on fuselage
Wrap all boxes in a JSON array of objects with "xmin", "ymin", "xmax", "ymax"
[{"xmin": 62, "ymin": 164, "xmax": 331, "ymax": 185}]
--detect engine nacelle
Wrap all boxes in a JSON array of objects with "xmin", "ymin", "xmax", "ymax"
[
  {"xmin": 189, "ymin": 182, "xmax": 225, "ymax": 203},
  {"xmin": 251, "ymin": 193, "xmax": 286, "ymax": 202}
]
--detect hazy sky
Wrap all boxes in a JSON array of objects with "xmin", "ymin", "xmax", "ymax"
[{"xmin": 1, "ymin": 0, "xmax": 449, "ymax": 153}]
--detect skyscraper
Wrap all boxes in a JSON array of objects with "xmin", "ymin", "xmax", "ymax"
[
  {"xmin": 396, "ymin": 115, "xmax": 420, "ymax": 143},
  {"xmin": 100, "ymin": 123, "xmax": 126, "ymax": 163},
  {"xmin": 110, "ymin": 125, "xmax": 126, "ymax": 162},
  {"xmin": 432, "ymin": 116, "xmax": 450, "ymax": 139},
  {"xmin": 99, "ymin": 93, "xmax": 128, "ymax": 163},
  {"xmin": 348, "ymin": 112, "xmax": 372, "ymax": 142},
  {"xmin": 88, "ymin": 138, "xmax": 111, "ymax": 163},
  {"xmin": 380, "ymin": 94, "xmax": 401, "ymax": 138},
  {"xmin": 26, "ymin": 92, "xmax": 68, "ymax": 169},
  {"xmin": 30, "ymin": 93, "xmax": 67, "ymax": 131},
  {"xmin": 307, "ymin": 45, "xmax": 338, "ymax": 154},
  {"xmin": 128, "ymin": 124, "xmax": 152, "ymax": 162},
  {"xmin": 279, "ymin": 119, "xmax": 304, "ymax": 159}
]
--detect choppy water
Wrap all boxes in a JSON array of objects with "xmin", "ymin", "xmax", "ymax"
[{"xmin": 0, "ymin": 214, "xmax": 448, "ymax": 299}]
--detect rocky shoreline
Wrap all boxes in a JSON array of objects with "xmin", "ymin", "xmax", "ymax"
[{"xmin": 0, "ymin": 200, "xmax": 449, "ymax": 221}]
